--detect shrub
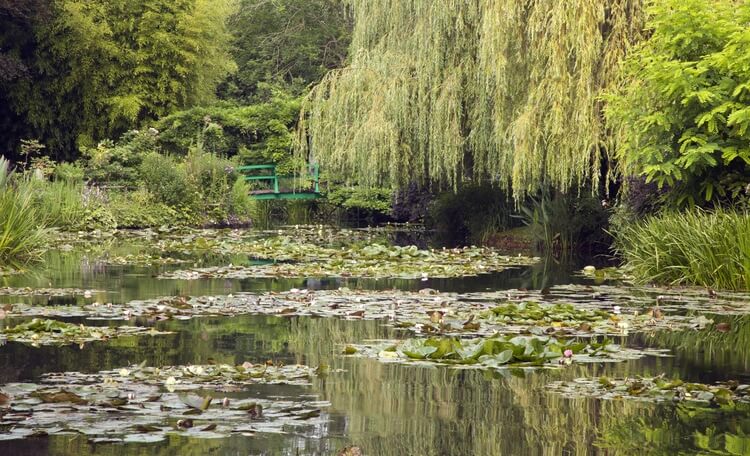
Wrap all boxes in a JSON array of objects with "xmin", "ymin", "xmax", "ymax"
[
  {"xmin": 606, "ymin": 0, "xmax": 750, "ymax": 207},
  {"xmin": 228, "ymin": 177, "xmax": 256, "ymax": 223},
  {"xmin": 183, "ymin": 145, "xmax": 236, "ymax": 200},
  {"xmin": 327, "ymin": 187, "xmax": 393, "ymax": 215},
  {"xmin": 24, "ymin": 179, "xmax": 85, "ymax": 230},
  {"xmin": 54, "ymin": 162, "xmax": 85, "ymax": 183},
  {"xmin": 81, "ymin": 130, "xmax": 158, "ymax": 186},
  {"xmin": 108, "ymin": 189, "xmax": 177, "ymax": 228},
  {"xmin": 614, "ymin": 209, "xmax": 750, "ymax": 290},
  {"xmin": 154, "ymin": 90, "xmax": 300, "ymax": 171},
  {"xmin": 139, "ymin": 152, "xmax": 193, "ymax": 208}
]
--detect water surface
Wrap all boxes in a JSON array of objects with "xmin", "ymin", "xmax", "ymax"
[{"xmin": 1, "ymin": 230, "xmax": 748, "ymax": 455}]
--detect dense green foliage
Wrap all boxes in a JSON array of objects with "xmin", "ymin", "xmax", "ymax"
[
  {"xmin": 606, "ymin": 0, "xmax": 750, "ymax": 207},
  {"xmin": 220, "ymin": 0, "xmax": 352, "ymax": 102},
  {"xmin": 1, "ymin": 0, "xmax": 236, "ymax": 159},
  {"xmin": 326, "ymin": 186, "xmax": 393, "ymax": 220},
  {"xmin": 615, "ymin": 209, "xmax": 750, "ymax": 290},
  {"xmin": 155, "ymin": 92, "xmax": 302, "ymax": 173}
]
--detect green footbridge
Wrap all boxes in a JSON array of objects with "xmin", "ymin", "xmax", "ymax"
[{"xmin": 238, "ymin": 164, "xmax": 323, "ymax": 200}]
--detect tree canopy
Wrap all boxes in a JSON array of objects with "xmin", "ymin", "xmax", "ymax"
[
  {"xmin": 1, "ymin": 0, "xmax": 236, "ymax": 160},
  {"xmin": 297, "ymin": 0, "xmax": 645, "ymax": 200},
  {"xmin": 220, "ymin": 0, "xmax": 352, "ymax": 103}
]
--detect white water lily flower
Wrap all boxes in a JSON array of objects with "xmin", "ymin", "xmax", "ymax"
[
  {"xmin": 118, "ymin": 368, "xmax": 130, "ymax": 377},
  {"xmin": 186, "ymin": 365, "xmax": 205, "ymax": 376},
  {"xmin": 164, "ymin": 376, "xmax": 178, "ymax": 392}
]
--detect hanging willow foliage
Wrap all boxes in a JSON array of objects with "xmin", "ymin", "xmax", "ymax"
[{"xmin": 297, "ymin": 0, "xmax": 645, "ymax": 200}]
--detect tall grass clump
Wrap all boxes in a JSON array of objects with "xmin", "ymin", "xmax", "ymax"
[
  {"xmin": 615, "ymin": 209, "xmax": 750, "ymax": 290},
  {"xmin": 0, "ymin": 157, "xmax": 48, "ymax": 264},
  {"xmin": 24, "ymin": 179, "xmax": 85, "ymax": 229}
]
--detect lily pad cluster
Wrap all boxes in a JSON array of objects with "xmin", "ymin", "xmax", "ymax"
[
  {"xmin": 51, "ymin": 225, "xmax": 425, "ymax": 269},
  {"xmin": 156, "ymin": 225, "xmax": 421, "ymax": 256},
  {"xmin": 5, "ymin": 286, "xmax": 727, "ymax": 338},
  {"xmin": 45, "ymin": 362, "xmax": 321, "ymax": 390},
  {"xmin": 484, "ymin": 301, "xmax": 613, "ymax": 329},
  {"xmin": 0, "ymin": 362, "xmax": 330, "ymax": 442},
  {"xmin": 0, "ymin": 287, "xmax": 100, "ymax": 298},
  {"xmin": 579, "ymin": 266, "xmax": 635, "ymax": 283},
  {"xmin": 159, "ymin": 243, "xmax": 538, "ymax": 280},
  {"xmin": 547, "ymin": 376, "xmax": 750, "ymax": 407},
  {"xmin": 344, "ymin": 335, "xmax": 664, "ymax": 369},
  {"xmin": 1, "ymin": 318, "xmax": 171, "ymax": 347}
]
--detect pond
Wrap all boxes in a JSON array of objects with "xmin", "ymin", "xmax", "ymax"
[{"xmin": 0, "ymin": 226, "xmax": 748, "ymax": 455}]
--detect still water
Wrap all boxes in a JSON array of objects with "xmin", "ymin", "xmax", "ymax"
[{"xmin": 0, "ymin": 230, "xmax": 748, "ymax": 455}]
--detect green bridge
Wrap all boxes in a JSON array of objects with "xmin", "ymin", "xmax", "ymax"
[{"xmin": 237, "ymin": 164, "xmax": 323, "ymax": 200}]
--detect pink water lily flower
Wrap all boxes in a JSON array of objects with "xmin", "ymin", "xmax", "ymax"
[{"xmin": 563, "ymin": 349, "xmax": 573, "ymax": 358}]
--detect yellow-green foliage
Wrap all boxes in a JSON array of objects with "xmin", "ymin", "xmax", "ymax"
[
  {"xmin": 297, "ymin": 0, "xmax": 645, "ymax": 200},
  {"xmin": 605, "ymin": 0, "xmax": 750, "ymax": 207}
]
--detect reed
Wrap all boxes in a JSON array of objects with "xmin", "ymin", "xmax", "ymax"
[
  {"xmin": 614, "ymin": 209, "xmax": 750, "ymax": 290},
  {"xmin": 0, "ymin": 158, "xmax": 48, "ymax": 264}
]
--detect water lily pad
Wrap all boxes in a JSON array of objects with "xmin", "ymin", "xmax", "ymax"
[
  {"xmin": 7, "ymin": 285, "xmax": 736, "ymax": 339},
  {"xmin": 0, "ymin": 318, "xmax": 172, "ymax": 347},
  {"xmin": 547, "ymin": 376, "xmax": 750, "ymax": 407},
  {"xmin": 0, "ymin": 362, "xmax": 332, "ymax": 441},
  {"xmin": 345, "ymin": 335, "xmax": 663, "ymax": 370},
  {"xmin": 158, "ymin": 243, "xmax": 538, "ymax": 280}
]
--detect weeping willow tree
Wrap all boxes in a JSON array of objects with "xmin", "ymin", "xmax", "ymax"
[{"xmin": 297, "ymin": 0, "xmax": 644, "ymax": 200}]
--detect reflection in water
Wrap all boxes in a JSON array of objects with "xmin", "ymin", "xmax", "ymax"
[
  {"xmin": 0, "ymin": 234, "xmax": 749, "ymax": 455},
  {"xmin": 636, "ymin": 313, "xmax": 750, "ymax": 383}
]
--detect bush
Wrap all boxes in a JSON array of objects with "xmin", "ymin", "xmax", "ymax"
[
  {"xmin": 108, "ymin": 189, "xmax": 177, "ymax": 228},
  {"xmin": 327, "ymin": 187, "xmax": 393, "ymax": 214},
  {"xmin": 81, "ymin": 130, "xmax": 158, "ymax": 186},
  {"xmin": 139, "ymin": 152, "xmax": 193, "ymax": 208},
  {"xmin": 54, "ymin": 162, "xmax": 85, "ymax": 183},
  {"xmin": 184, "ymin": 146, "xmax": 236, "ymax": 200},
  {"xmin": 606, "ymin": 0, "xmax": 750, "ymax": 207},
  {"xmin": 614, "ymin": 209, "xmax": 750, "ymax": 290},
  {"xmin": 228, "ymin": 178, "xmax": 256, "ymax": 222},
  {"xmin": 392, "ymin": 184, "xmax": 433, "ymax": 223},
  {"xmin": 519, "ymin": 191, "xmax": 611, "ymax": 255},
  {"xmin": 24, "ymin": 179, "xmax": 85, "ymax": 230}
]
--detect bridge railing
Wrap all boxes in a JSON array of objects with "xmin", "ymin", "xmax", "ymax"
[
  {"xmin": 237, "ymin": 164, "xmax": 279, "ymax": 193},
  {"xmin": 236, "ymin": 163, "xmax": 320, "ymax": 195}
]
